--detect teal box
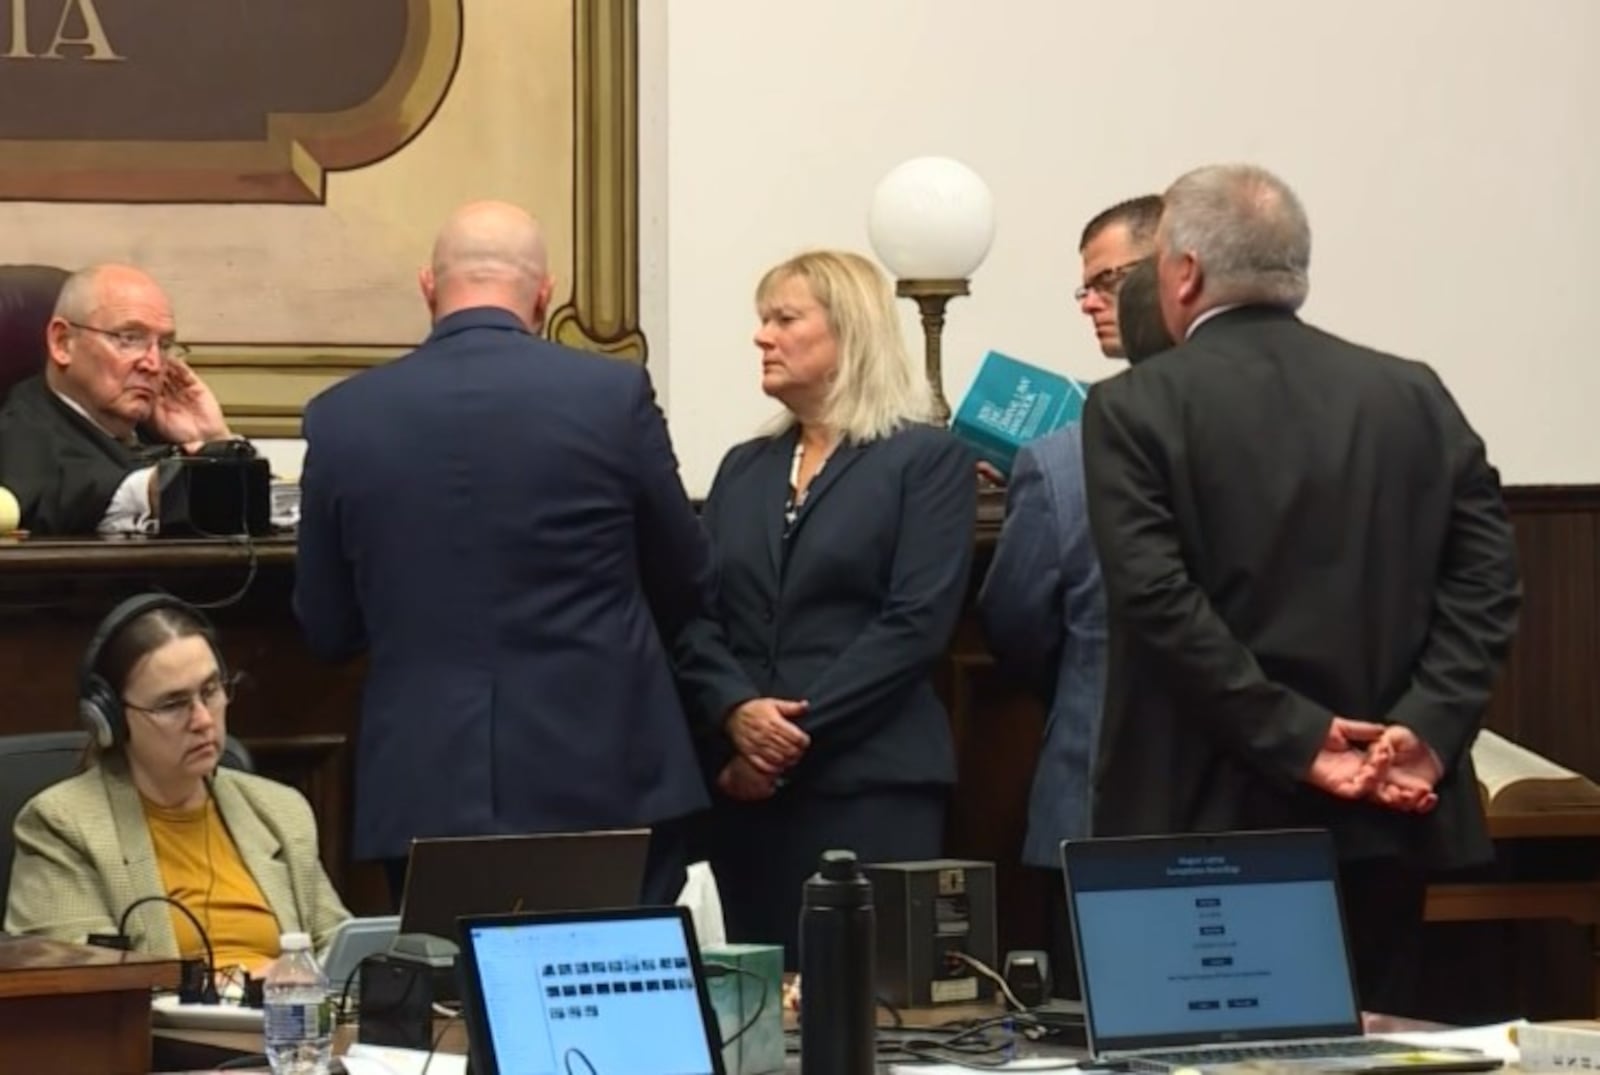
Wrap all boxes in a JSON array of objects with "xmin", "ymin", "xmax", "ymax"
[
  {"xmin": 952, "ymin": 350, "xmax": 1087, "ymax": 475},
  {"xmin": 701, "ymin": 943, "xmax": 784, "ymax": 1075}
]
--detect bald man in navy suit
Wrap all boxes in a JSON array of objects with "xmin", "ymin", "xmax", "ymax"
[{"xmin": 294, "ymin": 202, "xmax": 713, "ymax": 906}]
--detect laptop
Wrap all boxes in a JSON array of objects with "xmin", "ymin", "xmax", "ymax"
[
  {"xmin": 455, "ymin": 906, "xmax": 727, "ymax": 1075},
  {"xmin": 398, "ymin": 829, "xmax": 650, "ymax": 942},
  {"xmin": 1061, "ymin": 830, "xmax": 1502, "ymax": 1074}
]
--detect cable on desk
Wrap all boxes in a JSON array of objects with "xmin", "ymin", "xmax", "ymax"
[
  {"xmin": 948, "ymin": 950, "xmax": 1029, "ymax": 1012},
  {"xmin": 417, "ymin": 1011, "xmax": 458, "ymax": 1075},
  {"xmin": 704, "ymin": 961, "xmax": 769, "ymax": 1047}
]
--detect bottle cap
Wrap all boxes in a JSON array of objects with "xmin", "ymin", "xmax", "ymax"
[
  {"xmin": 280, "ymin": 931, "xmax": 311, "ymax": 950},
  {"xmin": 804, "ymin": 849, "xmax": 873, "ymax": 908},
  {"xmin": 819, "ymin": 849, "xmax": 860, "ymax": 881}
]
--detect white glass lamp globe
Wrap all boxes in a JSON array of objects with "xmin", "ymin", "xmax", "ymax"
[{"xmin": 868, "ymin": 157, "xmax": 996, "ymax": 281}]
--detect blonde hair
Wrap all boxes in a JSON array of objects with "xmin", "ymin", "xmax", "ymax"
[{"xmin": 756, "ymin": 250, "xmax": 933, "ymax": 442}]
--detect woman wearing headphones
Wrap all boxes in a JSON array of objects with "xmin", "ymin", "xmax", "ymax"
[{"xmin": 3, "ymin": 594, "xmax": 348, "ymax": 978}]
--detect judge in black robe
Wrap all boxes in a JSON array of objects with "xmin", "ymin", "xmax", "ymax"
[{"xmin": 0, "ymin": 264, "xmax": 233, "ymax": 536}]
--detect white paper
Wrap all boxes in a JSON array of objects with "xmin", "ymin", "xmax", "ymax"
[
  {"xmin": 887, "ymin": 1062, "xmax": 1078, "ymax": 1073},
  {"xmin": 1383, "ymin": 1019, "xmax": 1528, "ymax": 1063},
  {"xmin": 342, "ymin": 1043, "xmax": 468, "ymax": 1075}
]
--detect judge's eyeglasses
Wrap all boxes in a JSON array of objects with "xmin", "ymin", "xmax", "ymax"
[{"xmin": 66, "ymin": 321, "xmax": 190, "ymax": 362}]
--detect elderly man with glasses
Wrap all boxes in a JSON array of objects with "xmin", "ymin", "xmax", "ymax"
[{"xmin": 0, "ymin": 263, "xmax": 236, "ymax": 535}]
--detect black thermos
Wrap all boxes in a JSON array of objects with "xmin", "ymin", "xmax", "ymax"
[{"xmin": 799, "ymin": 849, "xmax": 876, "ymax": 1075}]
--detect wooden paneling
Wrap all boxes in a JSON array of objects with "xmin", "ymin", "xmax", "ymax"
[
  {"xmin": 1482, "ymin": 487, "xmax": 1600, "ymax": 782},
  {"xmin": 0, "ymin": 936, "xmax": 180, "ymax": 1075},
  {"xmin": 0, "ymin": 485, "xmax": 1597, "ymax": 1012}
]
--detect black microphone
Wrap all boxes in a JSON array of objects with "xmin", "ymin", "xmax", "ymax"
[{"xmin": 90, "ymin": 894, "xmax": 220, "ymax": 1004}]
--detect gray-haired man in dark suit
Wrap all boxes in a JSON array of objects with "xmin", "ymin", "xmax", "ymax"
[{"xmin": 1084, "ymin": 164, "xmax": 1520, "ymax": 1015}]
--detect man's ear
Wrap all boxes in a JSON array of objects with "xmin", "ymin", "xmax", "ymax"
[
  {"xmin": 44, "ymin": 317, "xmax": 73, "ymax": 371},
  {"xmin": 418, "ymin": 266, "xmax": 436, "ymax": 314},
  {"xmin": 531, "ymin": 275, "xmax": 556, "ymax": 332},
  {"xmin": 1177, "ymin": 252, "xmax": 1204, "ymax": 306}
]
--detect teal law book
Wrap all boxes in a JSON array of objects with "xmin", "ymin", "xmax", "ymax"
[{"xmin": 951, "ymin": 350, "xmax": 1088, "ymax": 475}]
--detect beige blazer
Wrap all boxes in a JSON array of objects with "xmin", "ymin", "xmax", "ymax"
[{"xmin": 4, "ymin": 758, "xmax": 349, "ymax": 957}]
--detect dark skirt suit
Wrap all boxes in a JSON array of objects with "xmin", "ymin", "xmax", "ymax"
[{"xmin": 675, "ymin": 422, "xmax": 976, "ymax": 966}]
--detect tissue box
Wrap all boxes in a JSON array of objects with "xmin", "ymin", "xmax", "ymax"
[{"xmin": 701, "ymin": 944, "xmax": 783, "ymax": 1075}]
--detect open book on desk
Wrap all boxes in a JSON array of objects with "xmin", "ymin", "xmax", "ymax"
[{"xmin": 1471, "ymin": 729, "xmax": 1600, "ymax": 814}]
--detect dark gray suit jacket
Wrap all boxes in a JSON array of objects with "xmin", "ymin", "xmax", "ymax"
[
  {"xmin": 675, "ymin": 422, "xmax": 976, "ymax": 795},
  {"xmin": 1083, "ymin": 306, "xmax": 1520, "ymax": 869}
]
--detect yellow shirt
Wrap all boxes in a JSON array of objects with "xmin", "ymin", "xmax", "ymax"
[{"xmin": 141, "ymin": 793, "xmax": 281, "ymax": 973}]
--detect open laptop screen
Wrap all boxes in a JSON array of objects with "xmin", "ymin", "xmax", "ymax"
[
  {"xmin": 1063, "ymin": 830, "xmax": 1362, "ymax": 1054},
  {"xmin": 457, "ymin": 907, "xmax": 726, "ymax": 1075}
]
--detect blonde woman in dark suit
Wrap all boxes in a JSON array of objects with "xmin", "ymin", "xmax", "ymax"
[{"xmin": 675, "ymin": 250, "xmax": 976, "ymax": 967}]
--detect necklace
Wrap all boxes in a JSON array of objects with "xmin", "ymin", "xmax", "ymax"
[{"xmin": 785, "ymin": 437, "xmax": 834, "ymax": 528}]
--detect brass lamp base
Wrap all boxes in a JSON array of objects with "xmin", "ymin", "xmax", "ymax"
[{"xmin": 896, "ymin": 278, "xmax": 970, "ymax": 426}]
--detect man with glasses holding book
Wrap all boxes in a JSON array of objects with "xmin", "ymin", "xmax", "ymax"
[
  {"xmin": 978, "ymin": 194, "xmax": 1165, "ymax": 998},
  {"xmin": 0, "ymin": 263, "xmax": 237, "ymax": 535}
]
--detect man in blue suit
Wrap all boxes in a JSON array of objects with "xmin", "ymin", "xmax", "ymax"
[
  {"xmin": 977, "ymin": 194, "xmax": 1166, "ymax": 996},
  {"xmin": 293, "ymin": 201, "xmax": 713, "ymax": 905}
]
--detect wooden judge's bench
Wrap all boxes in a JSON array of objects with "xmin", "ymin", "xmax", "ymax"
[{"xmin": 0, "ymin": 485, "xmax": 1597, "ymax": 1021}]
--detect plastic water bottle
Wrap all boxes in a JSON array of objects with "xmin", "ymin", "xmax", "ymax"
[
  {"xmin": 263, "ymin": 931, "xmax": 333, "ymax": 1075},
  {"xmin": 799, "ymin": 849, "xmax": 876, "ymax": 1075}
]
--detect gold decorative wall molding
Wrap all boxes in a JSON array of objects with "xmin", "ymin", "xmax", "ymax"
[
  {"xmin": 547, "ymin": 0, "xmax": 645, "ymax": 364},
  {"xmin": 146, "ymin": 0, "xmax": 644, "ymax": 438}
]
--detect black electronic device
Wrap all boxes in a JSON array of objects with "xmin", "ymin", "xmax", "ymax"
[
  {"xmin": 157, "ymin": 451, "xmax": 271, "ymax": 536},
  {"xmin": 862, "ymin": 859, "xmax": 997, "ymax": 1008},
  {"xmin": 356, "ymin": 950, "xmax": 452, "ymax": 1052},
  {"xmin": 1003, "ymin": 949, "xmax": 1051, "ymax": 1008}
]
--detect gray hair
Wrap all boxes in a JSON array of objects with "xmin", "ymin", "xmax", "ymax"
[{"xmin": 1160, "ymin": 164, "xmax": 1311, "ymax": 310}]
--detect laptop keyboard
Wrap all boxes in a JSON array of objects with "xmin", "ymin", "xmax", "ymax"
[{"xmin": 1137, "ymin": 1038, "xmax": 1409, "ymax": 1065}]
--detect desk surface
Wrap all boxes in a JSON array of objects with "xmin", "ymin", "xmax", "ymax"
[
  {"xmin": 0, "ymin": 533, "xmax": 294, "ymax": 573},
  {"xmin": 0, "ymin": 934, "xmax": 181, "ymax": 997}
]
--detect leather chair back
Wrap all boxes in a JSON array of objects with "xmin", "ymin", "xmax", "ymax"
[{"xmin": 0, "ymin": 265, "xmax": 70, "ymax": 403}]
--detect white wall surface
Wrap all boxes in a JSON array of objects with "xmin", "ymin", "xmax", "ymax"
[{"xmin": 660, "ymin": 0, "xmax": 1599, "ymax": 493}]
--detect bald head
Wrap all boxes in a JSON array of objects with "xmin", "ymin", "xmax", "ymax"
[
  {"xmin": 54, "ymin": 263, "xmax": 170, "ymax": 324},
  {"xmin": 422, "ymin": 201, "xmax": 553, "ymax": 329}
]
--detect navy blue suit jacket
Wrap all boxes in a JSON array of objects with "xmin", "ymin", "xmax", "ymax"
[
  {"xmin": 675, "ymin": 422, "xmax": 976, "ymax": 794},
  {"xmin": 293, "ymin": 308, "xmax": 714, "ymax": 860},
  {"xmin": 978, "ymin": 424, "xmax": 1107, "ymax": 867}
]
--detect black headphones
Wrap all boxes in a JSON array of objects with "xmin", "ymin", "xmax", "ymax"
[{"xmin": 78, "ymin": 593, "xmax": 225, "ymax": 750}]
